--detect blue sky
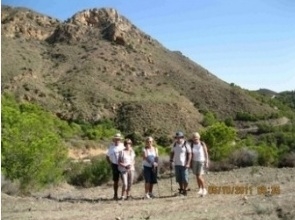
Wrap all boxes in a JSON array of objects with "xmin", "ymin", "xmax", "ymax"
[{"xmin": 2, "ymin": 0, "xmax": 295, "ymax": 92}]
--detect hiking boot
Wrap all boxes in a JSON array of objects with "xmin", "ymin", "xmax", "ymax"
[{"xmin": 178, "ymin": 188, "xmax": 183, "ymax": 195}]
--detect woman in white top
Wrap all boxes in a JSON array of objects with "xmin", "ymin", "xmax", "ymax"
[
  {"xmin": 118, "ymin": 139, "xmax": 136, "ymax": 200},
  {"xmin": 191, "ymin": 132, "xmax": 209, "ymax": 196},
  {"xmin": 142, "ymin": 136, "xmax": 158, "ymax": 199}
]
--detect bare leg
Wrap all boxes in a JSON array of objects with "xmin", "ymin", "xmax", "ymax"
[
  {"xmin": 197, "ymin": 175, "xmax": 205, "ymax": 189},
  {"xmin": 196, "ymin": 175, "xmax": 201, "ymax": 188},
  {"xmin": 145, "ymin": 183, "xmax": 150, "ymax": 194},
  {"xmin": 149, "ymin": 184, "xmax": 154, "ymax": 194}
]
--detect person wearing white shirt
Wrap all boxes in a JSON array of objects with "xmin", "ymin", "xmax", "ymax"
[
  {"xmin": 142, "ymin": 136, "xmax": 158, "ymax": 199},
  {"xmin": 106, "ymin": 133, "xmax": 125, "ymax": 200},
  {"xmin": 169, "ymin": 131, "xmax": 192, "ymax": 196},
  {"xmin": 118, "ymin": 139, "xmax": 136, "ymax": 200},
  {"xmin": 191, "ymin": 132, "xmax": 209, "ymax": 196}
]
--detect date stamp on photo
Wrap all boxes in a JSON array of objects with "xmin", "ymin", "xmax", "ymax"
[{"xmin": 208, "ymin": 184, "xmax": 281, "ymax": 195}]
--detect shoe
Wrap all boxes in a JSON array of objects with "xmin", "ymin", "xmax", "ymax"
[
  {"xmin": 149, "ymin": 193, "xmax": 155, "ymax": 198},
  {"xmin": 118, "ymin": 196, "xmax": 126, "ymax": 201},
  {"xmin": 197, "ymin": 189, "xmax": 203, "ymax": 195},
  {"xmin": 113, "ymin": 194, "xmax": 118, "ymax": 200},
  {"xmin": 178, "ymin": 188, "xmax": 183, "ymax": 195},
  {"xmin": 145, "ymin": 193, "xmax": 150, "ymax": 199},
  {"xmin": 202, "ymin": 189, "xmax": 207, "ymax": 196},
  {"xmin": 182, "ymin": 190, "xmax": 187, "ymax": 196}
]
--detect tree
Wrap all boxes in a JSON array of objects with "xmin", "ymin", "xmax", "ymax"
[
  {"xmin": 1, "ymin": 94, "xmax": 67, "ymax": 193},
  {"xmin": 201, "ymin": 122, "xmax": 237, "ymax": 161}
]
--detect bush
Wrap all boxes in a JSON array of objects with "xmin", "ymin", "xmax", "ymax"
[
  {"xmin": 235, "ymin": 112, "xmax": 258, "ymax": 121},
  {"xmin": 81, "ymin": 119, "xmax": 119, "ymax": 140},
  {"xmin": 278, "ymin": 153, "xmax": 295, "ymax": 168},
  {"xmin": 66, "ymin": 156, "xmax": 112, "ymax": 187},
  {"xmin": 253, "ymin": 145, "xmax": 279, "ymax": 166},
  {"xmin": 229, "ymin": 148, "xmax": 258, "ymax": 167},
  {"xmin": 208, "ymin": 160, "xmax": 237, "ymax": 172},
  {"xmin": 1, "ymin": 95, "xmax": 67, "ymax": 193},
  {"xmin": 202, "ymin": 111, "xmax": 217, "ymax": 127},
  {"xmin": 201, "ymin": 122, "xmax": 237, "ymax": 161}
]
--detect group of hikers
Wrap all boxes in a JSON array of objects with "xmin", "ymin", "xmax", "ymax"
[{"xmin": 105, "ymin": 131, "xmax": 209, "ymax": 200}]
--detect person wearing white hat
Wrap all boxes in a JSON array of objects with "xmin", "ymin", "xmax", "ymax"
[{"xmin": 106, "ymin": 133, "xmax": 125, "ymax": 200}]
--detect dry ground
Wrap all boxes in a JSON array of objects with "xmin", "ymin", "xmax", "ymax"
[{"xmin": 2, "ymin": 166, "xmax": 295, "ymax": 220}]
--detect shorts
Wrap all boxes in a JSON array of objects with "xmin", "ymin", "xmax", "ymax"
[
  {"xmin": 192, "ymin": 161, "xmax": 205, "ymax": 175},
  {"xmin": 143, "ymin": 166, "xmax": 158, "ymax": 184},
  {"xmin": 174, "ymin": 165, "xmax": 189, "ymax": 184},
  {"xmin": 111, "ymin": 163, "xmax": 120, "ymax": 182}
]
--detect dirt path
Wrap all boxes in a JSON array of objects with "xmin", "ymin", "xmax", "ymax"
[{"xmin": 2, "ymin": 167, "xmax": 295, "ymax": 220}]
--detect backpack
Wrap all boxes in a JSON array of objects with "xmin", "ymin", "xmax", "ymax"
[
  {"xmin": 173, "ymin": 140, "xmax": 206, "ymax": 150},
  {"xmin": 173, "ymin": 141, "xmax": 191, "ymax": 165}
]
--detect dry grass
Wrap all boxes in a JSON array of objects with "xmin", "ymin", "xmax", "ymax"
[{"xmin": 2, "ymin": 167, "xmax": 295, "ymax": 220}]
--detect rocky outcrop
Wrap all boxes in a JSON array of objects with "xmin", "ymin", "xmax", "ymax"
[
  {"xmin": 67, "ymin": 8, "xmax": 132, "ymax": 45},
  {"xmin": 1, "ymin": 6, "xmax": 59, "ymax": 40}
]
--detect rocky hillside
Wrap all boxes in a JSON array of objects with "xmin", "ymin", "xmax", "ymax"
[{"xmin": 1, "ymin": 5, "xmax": 277, "ymax": 138}]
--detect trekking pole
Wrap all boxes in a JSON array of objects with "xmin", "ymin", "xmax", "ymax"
[
  {"xmin": 170, "ymin": 164, "xmax": 173, "ymax": 196},
  {"xmin": 155, "ymin": 167, "xmax": 161, "ymax": 198}
]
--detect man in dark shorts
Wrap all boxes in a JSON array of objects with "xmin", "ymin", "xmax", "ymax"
[{"xmin": 106, "ymin": 133, "xmax": 125, "ymax": 200}]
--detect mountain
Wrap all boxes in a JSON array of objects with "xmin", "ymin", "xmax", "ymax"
[{"xmin": 1, "ymin": 5, "xmax": 278, "ymax": 138}]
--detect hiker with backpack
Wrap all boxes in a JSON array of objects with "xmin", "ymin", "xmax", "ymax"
[
  {"xmin": 169, "ymin": 131, "xmax": 192, "ymax": 196},
  {"xmin": 118, "ymin": 139, "xmax": 136, "ymax": 200},
  {"xmin": 190, "ymin": 132, "xmax": 209, "ymax": 196},
  {"xmin": 106, "ymin": 133, "xmax": 125, "ymax": 200},
  {"xmin": 142, "ymin": 136, "xmax": 159, "ymax": 199}
]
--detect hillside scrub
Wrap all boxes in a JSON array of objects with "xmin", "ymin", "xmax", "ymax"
[
  {"xmin": 2, "ymin": 93, "xmax": 295, "ymax": 194},
  {"xmin": 1, "ymin": 94, "xmax": 68, "ymax": 193}
]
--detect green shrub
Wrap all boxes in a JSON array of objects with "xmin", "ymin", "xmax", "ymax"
[
  {"xmin": 125, "ymin": 132, "xmax": 144, "ymax": 145},
  {"xmin": 278, "ymin": 152, "xmax": 295, "ymax": 168},
  {"xmin": 202, "ymin": 111, "xmax": 217, "ymax": 127},
  {"xmin": 66, "ymin": 156, "xmax": 112, "ymax": 187},
  {"xmin": 224, "ymin": 117, "xmax": 235, "ymax": 127},
  {"xmin": 235, "ymin": 112, "xmax": 258, "ymax": 121},
  {"xmin": 156, "ymin": 135, "xmax": 172, "ymax": 147},
  {"xmin": 81, "ymin": 119, "xmax": 119, "ymax": 140},
  {"xmin": 1, "ymin": 94, "xmax": 67, "ymax": 193},
  {"xmin": 229, "ymin": 148, "xmax": 258, "ymax": 167},
  {"xmin": 201, "ymin": 122, "xmax": 237, "ymax": 161},
  {"xmin": 251, "ymin": 145, "xmax": 279, "ymax": 166}
]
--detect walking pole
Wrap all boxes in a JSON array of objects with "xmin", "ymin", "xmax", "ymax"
[
  {"xmin": 170, "ymin": 163, "xmax": 173, "ymax": 196},
  {"xmin": 155, "ymin": 167, "xmax": 161, "ymax": 198}
]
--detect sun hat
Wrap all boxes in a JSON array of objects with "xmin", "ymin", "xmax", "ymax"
[
  {"xmin": 175, "ymin": 131, "xmax": 184, "ymax": 138},
  {"xmin": 113, "ymin": 133, "xmax": 123, "ymax": 139}
]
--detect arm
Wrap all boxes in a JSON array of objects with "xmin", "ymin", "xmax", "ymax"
[
  {"xmin": 106, "ymin": 155, "xmax": 111, "ymax": 164},
  {"xmin": 154, "ymin": 147, "xmax": 159, "ymax": 163},
  {"xmin": 169, "ymin": 150, "xmax": 174, "ymax": 162},
  {"xmin": 106, "ymin": 148, "xmax": 111, "ymax": 164},
  {"xmin": 202, "ymin": 142, "xmax": 209, "ymax": 168},
  {"xmin": 186, "ymin": 144, "xmax": 192, "ymax": 168}
]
